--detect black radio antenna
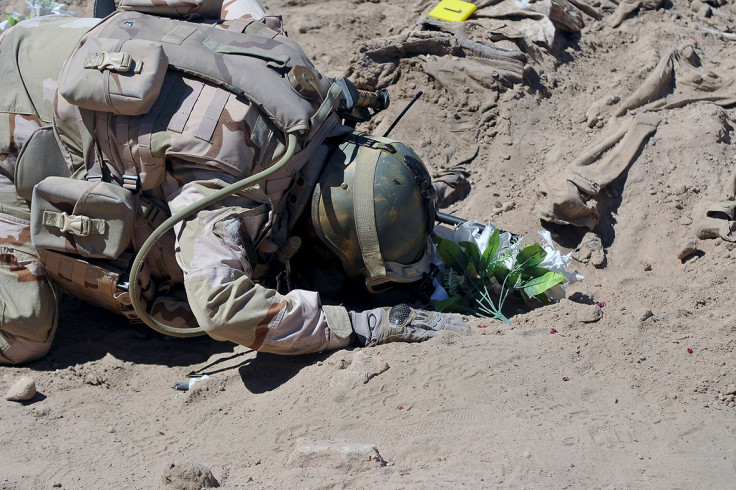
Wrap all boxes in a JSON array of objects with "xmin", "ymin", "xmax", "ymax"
[{"xmin": 382, "ymin": 91, "xmax": 423, "ymax": 138}]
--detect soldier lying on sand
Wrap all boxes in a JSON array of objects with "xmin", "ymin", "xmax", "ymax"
[{"xmin": 0, "ymin": 0, "xmax": 467, "ymax": 364}]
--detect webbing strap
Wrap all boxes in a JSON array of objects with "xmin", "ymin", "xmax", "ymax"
[
  {"xmin": 226, "ymin": 17, "xmax": 254, "ymax": 33},
  {"xmin": 0, "ymin": 332, "xmax": 11, "ymax": 353},
  {"xmin": 98, "ymin": 269, "xmax": 118, "ymax": 300},
  {"xmin": 200, "ymin": 38, "xmax": 290, "ymax": 69},
  {"xmin": 71, "ymin": 259, "xmax": 87, "ymax": 288},
  {"xmin": 42, "ymin": 251, "xmax": 60, "ymax": 281},
  {"xmin": 95, "ymin": 111, "xmax": 113, "ymax": 163},
  {"xmin": 353, "ymin": 148, "xmax": 385, "ymax": 280},
  {"xmin": 76, "ymin": 109, "xmax": 104, "ymax": 181},
  {"xmin": 309, "ymin": 82, "xmax": 342, "ymax": 133},
  {"xmin": 195, "ymin": 89, "xmax": 229, "ymax": 142},
  {"xmin": 168, "ymin": 80, "xmax": 203, "ymax": 133},
  {"xmin": 115, "ymin": 116, "xmax": 139, "ymax": 190},
  {"xmin": 137, "ymin": 79, "xmax": 170, "ymax": 172},
  {"xmin": 42, "ymin": 211, "xmax": 106, "ymax": 236},
  {"xmin": 43, "ymin": 250, "xmax": 124, "ymax": 313}
]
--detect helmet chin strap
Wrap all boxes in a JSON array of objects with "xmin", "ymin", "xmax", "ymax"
[
  {"xmin": 352, "ymin": 140, "xmax": 386, "ymax": 282},
  {"xmin": 364, "ymin": 239, "xmax": 433, "ymax": 293},
  {"xmin": 349, "ymin": 134, "xmax": 435, "ymax": 293}
]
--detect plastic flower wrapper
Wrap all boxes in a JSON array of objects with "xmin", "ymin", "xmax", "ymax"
[
  {"xmin": 536, "ymin": 230, "xmax": 584, "ymax": 301},
  {"xmin": 26, "ymin": 0, "xmax": 76, "ymax": 17},
  {"xmin": 2, "ymin": 0, "xmax": 76, "ymax": 31},
  {"xmin": 431, "ymin": 220, "xmax": 582, "ymax": 323},
  {"xmin": 1, "ymin": 11, "xmax": 25, "ymax": 30}
]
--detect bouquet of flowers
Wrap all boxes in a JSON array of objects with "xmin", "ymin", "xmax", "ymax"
[
  {"xmin": 432, "ymin": 221, "xmax": 583, "ymax": 324},
  {"xmin": 2, "ymin": 0, "xmax": 76, "ymax": 31}
]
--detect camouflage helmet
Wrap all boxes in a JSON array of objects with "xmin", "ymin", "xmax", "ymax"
[{"xmin": 311, "ymin": 131, "xmax": 436, "ymax": 292}]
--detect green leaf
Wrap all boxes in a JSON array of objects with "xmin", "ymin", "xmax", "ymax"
[
  {"xmin": 435, "ymin": 294, "xmax": 464, "ymax": 313},
  {"xmin": 522, "ymin": 266, "xmax": 557, "ymax": 280},
  {"xmin": 480, "ymin": 229, "xmax": 500, "ymax": 272},
  {"xmin": 521, "ymin": 271, "xmax": 565, "ymax": 297},
  {"xmin": 535, "ymin": 293, "xmax": 550, "ymax": 305},
  {"xmin": 515, "ymin": 243, "xmax": 546, "ymax": 269},
  {"xmin": 4, "ymin": 12, "xmax": 20, "ymax": 26},
  {"xmin": 459, "ymin": 240, "xmax": 480, "ymax": 275},
  {"xmin": 436, "ymin": 236, "xmax": 469, "ymax": 274},
  {"xmin": 492, "ymin": 265, "xmax": 511, "ymax": 284}
]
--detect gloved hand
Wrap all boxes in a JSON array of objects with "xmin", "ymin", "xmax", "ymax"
[{"xmin": 350, "ymin": 304, "xmax": 468, "ymax": 347}]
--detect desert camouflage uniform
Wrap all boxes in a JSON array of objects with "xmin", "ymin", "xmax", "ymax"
[{"xmin": 0, "ymin": 12, "xmax": 352, "ymax": 364}]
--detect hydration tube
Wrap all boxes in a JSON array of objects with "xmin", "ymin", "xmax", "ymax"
[{"xmin": 129, "ymin": 133, "xmax": 299, "ymax": 337}]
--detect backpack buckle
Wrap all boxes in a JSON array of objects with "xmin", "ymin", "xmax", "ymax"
[
  {"xmin": 59, "ymin": 212, "xmax": 91, "ymax": 237},
  {"xmin": 84, "ymin": 51, "xmax": 133, "ymax": 73}
]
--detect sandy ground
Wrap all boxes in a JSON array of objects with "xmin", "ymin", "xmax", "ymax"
[{"xmin": 2, "ymin": 0, "xmax": 736, "ymax": 488}]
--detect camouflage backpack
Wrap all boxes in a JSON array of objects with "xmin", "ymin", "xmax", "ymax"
[{"xmin": 19, "ymin": 7, "xmax": 342, "ymax": 325}]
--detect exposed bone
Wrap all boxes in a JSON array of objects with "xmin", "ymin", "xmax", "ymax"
[
  {"xmin": 607, "ymin": 0, "xmax": 664, "ymax": 28},
  {"xmin": 571, "ymin": 113, "xmax": 661, "ymax": 192},
  {"xmin": 693, "ymin": 18, "xmax": 736, "ymax": 41},
  {"xmin": 613, "ymin": 49, "xmax": 676, "ymax": 117},
  {"xmin": 567, "ymin": 0, "xmax": 602, "ymax": 20},
  {"xmin": 476, "ymin": 0, "xmax": 584, "ymax": 33},
  {"xmin": 534, "ymin": 114, "xmax": 660, "ymax": 229}
]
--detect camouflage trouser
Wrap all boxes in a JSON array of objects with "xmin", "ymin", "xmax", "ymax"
[{"xmin": 0, "ymin": 171, "xmax": 58, "ymax": 364}]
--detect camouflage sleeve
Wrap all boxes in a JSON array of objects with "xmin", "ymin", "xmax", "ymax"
[{"xmin": 163, "ymin": 171, "xmax": 353, "ymax": 355}]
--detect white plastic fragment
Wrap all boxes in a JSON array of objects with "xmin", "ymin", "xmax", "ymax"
[{"xmin": 171, "ymin": 375, "xmax": 210, "ymax": 391}]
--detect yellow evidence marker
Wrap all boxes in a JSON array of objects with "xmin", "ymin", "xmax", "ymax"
[{"xmin": 428, "ymin": 0, "xmax": 477, "ymax": 22}]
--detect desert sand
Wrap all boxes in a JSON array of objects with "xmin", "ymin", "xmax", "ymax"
[{"xmin": 1, "ymin": 0, "xmax": 735, "ymax": 488}]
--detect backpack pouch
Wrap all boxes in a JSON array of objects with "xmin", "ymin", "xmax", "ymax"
[
  {"xmin": 59, "ymin": 37, "xmax": 168, "ymax": 116},
  {"xmin": 31, "ymin": 177, "xmax": 135, "ymax": 259}
]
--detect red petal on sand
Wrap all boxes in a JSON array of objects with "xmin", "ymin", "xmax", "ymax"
[
  {"xmin": 595, "ymin": 302, "xmax": 606, "ymax": 307},
  {"xmin": 562, "ymin": 377, "xmax": 569, "ymax": 381},
  {"xmin": 687, "ymin": 348, "xmax": 693, "ymax": 354},
  {"xmin": 397, "ymin": 406, "xmax": 404, "ymax": 410},
  {"xmin": 478, "ymin": 325, "xmax": 489, "ymax": 328},
  {"xmin": 550, "ymin": 328, "xmax": 558, "ymax": 334}
]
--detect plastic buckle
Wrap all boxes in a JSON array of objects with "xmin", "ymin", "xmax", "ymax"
[
  {"xmin": 59, "ymin": 212, "xmax": 90, "ymax": 237},
  {"xmin": 122, "ymin": 174, "xmax": 140, "ymax": 191},
  {"xmin": 84, "ymin": 51, "xmax": 132, "ymax": 72}
]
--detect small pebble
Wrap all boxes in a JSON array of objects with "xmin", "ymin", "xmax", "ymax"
[
  {"xmin": 162, "ymin": 462, "xmax": 218, "ymax": 489},
  {"xmin": 639, "ymin": 309, "xmax": 654, "ymax": 321},
  {"xmin": 578, "ymin": 304, "xmax": 603, "ymax": 323},
  {"xmin": 33, "ymin": 405, "xmax": 51, "ymax": 418},
  {"xmin": 677, "ymin": 240, "xmax": 699, "ymax": 261},
  {"xmin": 5, "ymin": 376, "xmax": 36, "ymax": 401}
]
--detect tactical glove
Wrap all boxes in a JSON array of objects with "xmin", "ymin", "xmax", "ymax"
[{"xmin": 350, "ymin": 304, "xmax": 468, "ymax": 347}]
